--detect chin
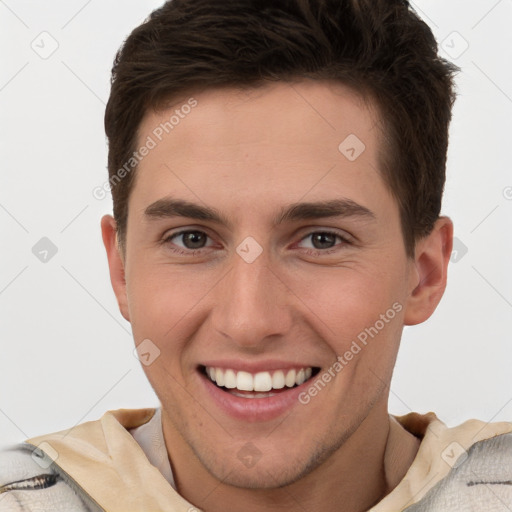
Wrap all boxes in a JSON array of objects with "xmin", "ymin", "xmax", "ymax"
[
  {"xmin": 189, "ymin": 434, "xmax": 339, "ymax": 491},
  {"xmin": 202, "ymin": 457, "xmax": 308, "ymax": 490}
]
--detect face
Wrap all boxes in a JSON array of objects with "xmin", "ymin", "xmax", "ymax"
[{"xmin": 106, "ymin": 80, "xmax": 428, "ymax": 488}]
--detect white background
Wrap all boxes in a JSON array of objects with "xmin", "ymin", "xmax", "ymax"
[{"xmin": 1, "ymin": 0, "xmax": 511, "ymax": 449}]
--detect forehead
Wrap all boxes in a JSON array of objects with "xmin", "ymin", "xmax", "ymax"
[
  {"xmin": 130, "ymin": 80, "xmax": 390, "ymax": 216},
  {"xmin": 141, "ymin": 79, "xmax": 380, "ymax": 155}
]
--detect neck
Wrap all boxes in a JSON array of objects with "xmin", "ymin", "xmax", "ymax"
[{"xmin": 163, "ymin": 403, "xmax": 420, "ymax": 512}]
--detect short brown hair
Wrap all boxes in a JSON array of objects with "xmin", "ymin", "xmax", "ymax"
[{"xmin": 104, "ymin": 0, "xmax": 458, "ymax": 257}]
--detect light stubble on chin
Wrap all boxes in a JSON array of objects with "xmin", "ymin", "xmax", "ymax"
[{"xmin": 163, "ymin": 380, "xmax": 387, "ymax": 491}]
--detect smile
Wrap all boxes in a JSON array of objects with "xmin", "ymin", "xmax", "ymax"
[{"xmin": 202, "ymin": 366, "xmax": 319, "ymax": 398}]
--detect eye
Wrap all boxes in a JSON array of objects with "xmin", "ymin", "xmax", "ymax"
[
  {"xmin": 163, "ymin": 230, "xmax": 214, "ymax": 255},
  {"xmin": 161, "ymin": 228, "xmax": 351, "ymax": 257},
  {"xmin": 296, "ymin": 231, "xmax": 350, "ymax": 254}
]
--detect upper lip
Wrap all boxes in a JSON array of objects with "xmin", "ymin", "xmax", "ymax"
[{"xmin": 199, "ymin": 360, "xmax": 319, "ymax": 373}]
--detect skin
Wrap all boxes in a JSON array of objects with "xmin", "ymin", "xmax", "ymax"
[{"xmin": 102, "ymin": 80, "xmax": 453, "ymax": 511}]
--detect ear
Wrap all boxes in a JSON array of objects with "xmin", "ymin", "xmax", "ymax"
[
  {"xmin": 101, "ymin": 215, "xmax": 130, "ymax": 322},
  {"xmin": 403, "ymin": 216, "xmax": 453, "ymax": 326}
]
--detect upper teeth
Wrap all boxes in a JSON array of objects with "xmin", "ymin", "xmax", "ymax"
[{"xmin": 205, "ymin": 367, "xmax": 313, "ymax": 392}]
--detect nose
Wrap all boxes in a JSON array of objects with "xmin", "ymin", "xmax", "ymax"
[{"xmin": 210, "ymin": 247, "xmax": 293, "ymax": 350}]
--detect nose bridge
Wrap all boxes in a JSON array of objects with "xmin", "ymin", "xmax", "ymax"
[{"xmin": 212, "ymin": 247, "xmax": 291, "ymax": 346}]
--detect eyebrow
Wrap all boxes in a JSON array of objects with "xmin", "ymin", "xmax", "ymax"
[{"xmin": 144, "ymin": 197, "xmax": 376, "ymax": 227}]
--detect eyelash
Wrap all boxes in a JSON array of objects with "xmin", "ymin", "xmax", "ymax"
[{"xmin": 161, "ymin": 229, "xmax": 351, "ymax": 257}]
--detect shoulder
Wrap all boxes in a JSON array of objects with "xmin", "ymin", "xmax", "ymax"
[
  {"xmin": 461, "ymin": 430, "xmax": 512, "ymax": 482},
  {"xmin": 0, "ymin": 443, "xmax": 100, "ymax": 512},
  {"xmin": 406, "ymin": 431, "xmax": 512, "ymax": 511}
]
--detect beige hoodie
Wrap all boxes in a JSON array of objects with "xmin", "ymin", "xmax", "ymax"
[{"xmin": 1, "ymin": 408, "xmax": 511, "ymax": 511}]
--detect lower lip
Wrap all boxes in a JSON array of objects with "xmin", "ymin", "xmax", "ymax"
[{"xmin": 199, "ymin": 370, "xmax": 312, "ymax": 422}]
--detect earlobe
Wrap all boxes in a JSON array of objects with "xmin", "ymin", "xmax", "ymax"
[
  {"xmin": 403, "ymin": 217, "xmax": 453, "ymax": 326},
  {"xmin": 100, "ymin": 215, "xmax": 130, "ymax": 322}
]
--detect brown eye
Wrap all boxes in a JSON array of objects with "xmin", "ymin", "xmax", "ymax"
[
  {"xmin": 297, "ymin": 231, "xmax": 349, "ymax": 253},
  {"xmin": 178, "ymin": 231, "xmax": 208, "ymax": 249},
  {"xmin": 163, "ymin": 230, "xmax": 214, "ymax": 254},
  {"xmin": 310, "ymin": 232, "xmax": 337, "ymax": 250}
]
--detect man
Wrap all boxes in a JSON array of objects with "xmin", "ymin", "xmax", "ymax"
[{"xmin": 1, "ymin": 0, "xmax": 511, "ymax": 510}]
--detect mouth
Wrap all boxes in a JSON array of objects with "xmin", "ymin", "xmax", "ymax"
[{"xmin": 200, "ymin": 365, "xmax": 321, "ymax": 399}]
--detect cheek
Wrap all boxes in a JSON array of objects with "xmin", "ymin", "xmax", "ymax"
[
  {"xmin": 125, "ymin": 262, "xmax": 216, "ymax": 374},
  {"xmin": 296, "ymin": 267, "xmax": 402, "ymax": 332},
  {"xmin": 295, "ymin": 269, "xmax": 405, "ymax": 410},
  {"xmin": 289, "ymin": 264, "xmax": 406, "ymax": 379},
  {"xmin": 126, "ymin": 261, "xmax": 204, "ymax": 327}
]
